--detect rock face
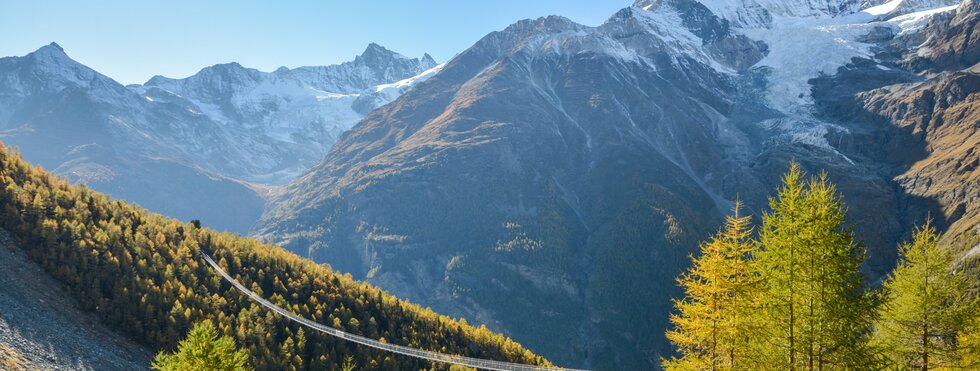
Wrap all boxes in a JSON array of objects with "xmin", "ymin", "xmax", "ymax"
[
  {"xmin": 0, "ymin": 43, "xmax": 436, "ymax": 232},
  {"xmin": 255, "ymin": 0, "xmax": 979, "ymax": 369},
  {"xmin": 756, "ymin": 0, "xmax": 980, "ymax": 275},
  {"xmin": 887, "ymin": 72, "xmax": 980, "ymax": 240},
  {"xmin": 905, "ymin": 0, "xmax": 980, "ymax": 71},
  {"xmin": 821, "ymin": 0, "xmax": 980, "ymax": 243}
]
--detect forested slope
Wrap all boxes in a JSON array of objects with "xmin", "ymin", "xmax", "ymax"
[
  {"xmin": 0, "ymin": 229, "xmax": 152, "ymax": 371},
  {"xmin": 0, "ymin": 142, "xmax": 549, "ymax": 370}
]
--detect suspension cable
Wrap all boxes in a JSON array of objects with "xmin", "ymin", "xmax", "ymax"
[{"xmin": 201, "ymin": 251, "xmax": 587, "ymax": 371}]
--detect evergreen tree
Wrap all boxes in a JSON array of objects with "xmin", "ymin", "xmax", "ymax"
[
  {"xmin": 0, "ymin": 143, "xmax": 552, "ymax": 371},
  {"xmin": 874, "ymin": 221, "xmax": 979, "ymax": 370},
  {"xmin": 664, "ymin": 201, "xmax": 759, "ymax": 370},
  {"xmin": 152, "ymin": 320, "xmax": 252, "ymax": 371},
  {"xmin": 956, "ymin": 311, "xmax": 980, "ymax": 369},
  {"xmin": 754, "ymin": 163, "xmax": 878, "ymax": 370},
  {"xmin": 341, "ymin": 355, "xmax": 357, "ymax": 371}
]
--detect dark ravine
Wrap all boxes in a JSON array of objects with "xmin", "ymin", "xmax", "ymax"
[{"xmin": 256, "ymin": 1, "xmax": 980, "ymax": 369}]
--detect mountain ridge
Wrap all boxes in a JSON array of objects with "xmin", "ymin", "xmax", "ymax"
[
  {"xmin": 255, "ymin": 1, "xmax": 979, "ymax": 369},
  {"xmin": 0, "ymin": 41, "xmax": 438, "ymax": 232},
  {"xmin": 132, "ymin": 42, "xmax": 439, "ymax": 182}
]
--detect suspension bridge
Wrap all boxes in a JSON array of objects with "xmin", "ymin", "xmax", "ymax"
[{"xmin": 201, "ymin": 251, "xmax": 588, "ymax": 371}]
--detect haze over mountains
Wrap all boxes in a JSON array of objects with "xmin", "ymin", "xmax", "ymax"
[
  {"xmin": 2, "ymin": 0, "xmax": 979, "ymax": 369},
  {"xmin": 0, "ymin": 42, "xmax": 437, "ymax": 232}
]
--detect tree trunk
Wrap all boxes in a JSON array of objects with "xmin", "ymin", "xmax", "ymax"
[
  {"xmin": 789, "ymin": 249, "xmax": 796, "ymax": 371},
  {"xmin": 921, "ymin": 323, "xmax": 928, "ymax": 371}
]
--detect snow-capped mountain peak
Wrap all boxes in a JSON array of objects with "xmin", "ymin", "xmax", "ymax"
[
  {"xmin": 130, "ymin": 43, "xmax": 439, "ymax": 182},
  {"xmin": 11, "ymin": 42, "xmax": 98, "ymax": 84},
  {"xmin": 0, "ymin": 41, "xmax": 444, "ymax": 231},
  {"xmin": 358, "ymin": 42, "xmax": 407, "ymax": 62},
  {"xmin": 144, "ymin": 62, "xmax": 264, "ymax": 100},
  {"xmin": 634, "ymin": 0, "xmax": 862, "ymax": 28},
  {"xmin": 420, "ymin": 53, "xmax": 437, "ymax": 67},
  {"xmin": 0, "ymin": 42, "xmax": 130, "ymax": 105},
  {"xmin": 31, "ymin": 42, "xmax": 68, "ymax": 59},
  {"xmin": 634, "ymin": 0, "xmax": 958, "ymax": 28}
]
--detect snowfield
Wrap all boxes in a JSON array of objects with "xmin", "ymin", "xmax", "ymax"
[{"xmin": 634, "ymin": 0, "xmax": 963, "ymax": 151}]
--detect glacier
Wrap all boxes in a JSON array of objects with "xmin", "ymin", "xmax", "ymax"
[{"xmin": 632, "ymin": 0, "xmax": 963, "ymax": 152}]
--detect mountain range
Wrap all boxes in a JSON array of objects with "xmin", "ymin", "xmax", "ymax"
[
  {"xmin": 0, "ymin": 42, "xmax": 437, "ymax": 233},
  {"xmin": 2, "ymin": 0, "xmax": 978, "ymax": 369},
  {"xmin": 255, "ymin": 0, "xmax": 980, "ymax": 369}
]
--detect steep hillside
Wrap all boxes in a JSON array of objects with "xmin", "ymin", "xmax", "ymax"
[
  {"xmin": 256, "ymin": 0, "xmax": 979, "ymax": 369},
  {"xmin": 259, "ymin": 9, "xmax": 743, "ymax": 368},
  {"xmin": 813, "ymin": 0, "xmax": 980, "ymax": 244},
  {"xmin": 0, "ymin": 142, "xmax": 549, "ymax": 370},
  {"xmin": 0, "ymin": 228, "xmax": 152, "ymax": 370}
]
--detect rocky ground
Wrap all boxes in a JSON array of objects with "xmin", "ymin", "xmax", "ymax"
[{"xmin": 0, "ymin": 229, "xmax": 152, "ymax": 370}]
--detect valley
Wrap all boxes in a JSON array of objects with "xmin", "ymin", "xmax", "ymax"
[
  {"xmin": 0, "ymin": 42, "xmax": 437, "ymax": 233},
  {"xmin": 257, "ymin": 0, "xmax": 980, "ymax": 369},
  {"xmin": 1, "ymin": 0, "xmax": 978, "ymax": 369}
]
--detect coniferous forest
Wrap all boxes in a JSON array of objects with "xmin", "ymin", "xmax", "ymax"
[
  {"xmin": 0, "ymin": 143, "xmax": 549, "ymax": 370},
  {"xmin": 664, "ymin": 163, "xmax": 980, "ymax": 370},
  {"xmin": 4, "ymin": 0, "xmax": 980, "ymax": 368},
  {"xmin": 4, "ymin": 136, "xmax": 979, "ymax": 370}
]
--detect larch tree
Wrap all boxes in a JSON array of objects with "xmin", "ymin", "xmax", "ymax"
[
  {"xmin": 152, "ymin": 320, "xmax": 252, "ymax": 371},
  {"xmin": 874, "ymin": 221, "xmax": 979, "ymax": 370},
  {"xmin": 753, "ymin": 163, "xmax": 879, "ymax": 371},
  {"xmin": 956, "ymin": 311, "xmax": 980, "ymax": 369},
  {"xmin": 0, "ymin": 144, "xmax": 553, "ymax": 371},
  {"xmin": 664, "ymin": 200, "xmax": 759, "ymax": 370}
]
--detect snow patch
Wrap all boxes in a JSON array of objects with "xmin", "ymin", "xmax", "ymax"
[
  {"xmin": 864, "ymin": 0, "xmax": 962, "ymax": 18},
  {"xmin": 689, "ymin": 0, "xmax": 863, "ymax": 28},
  {"xmin": 633, "ymin": 7, "xmax": 737, "ymax": 73},
  {"xmin": 374, "ymin": 63, "xmax": 445, "ymax": 102},
  {"xmin": 865, "ymin": 0, "xmax": 905, "ymax": 15},
  {"xmin": 886, "ymin": 4, "xmax": 960, "ymax": 34}
]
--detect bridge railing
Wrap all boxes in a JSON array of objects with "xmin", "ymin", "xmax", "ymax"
[{"xmin": 201, "ymin": 251, "xmax": 587, "ymax": 371}]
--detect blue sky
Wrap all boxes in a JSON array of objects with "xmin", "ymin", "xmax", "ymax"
[{"xmin": 1, "ymin": 1, "xmax": 630, "ymax": 85}]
